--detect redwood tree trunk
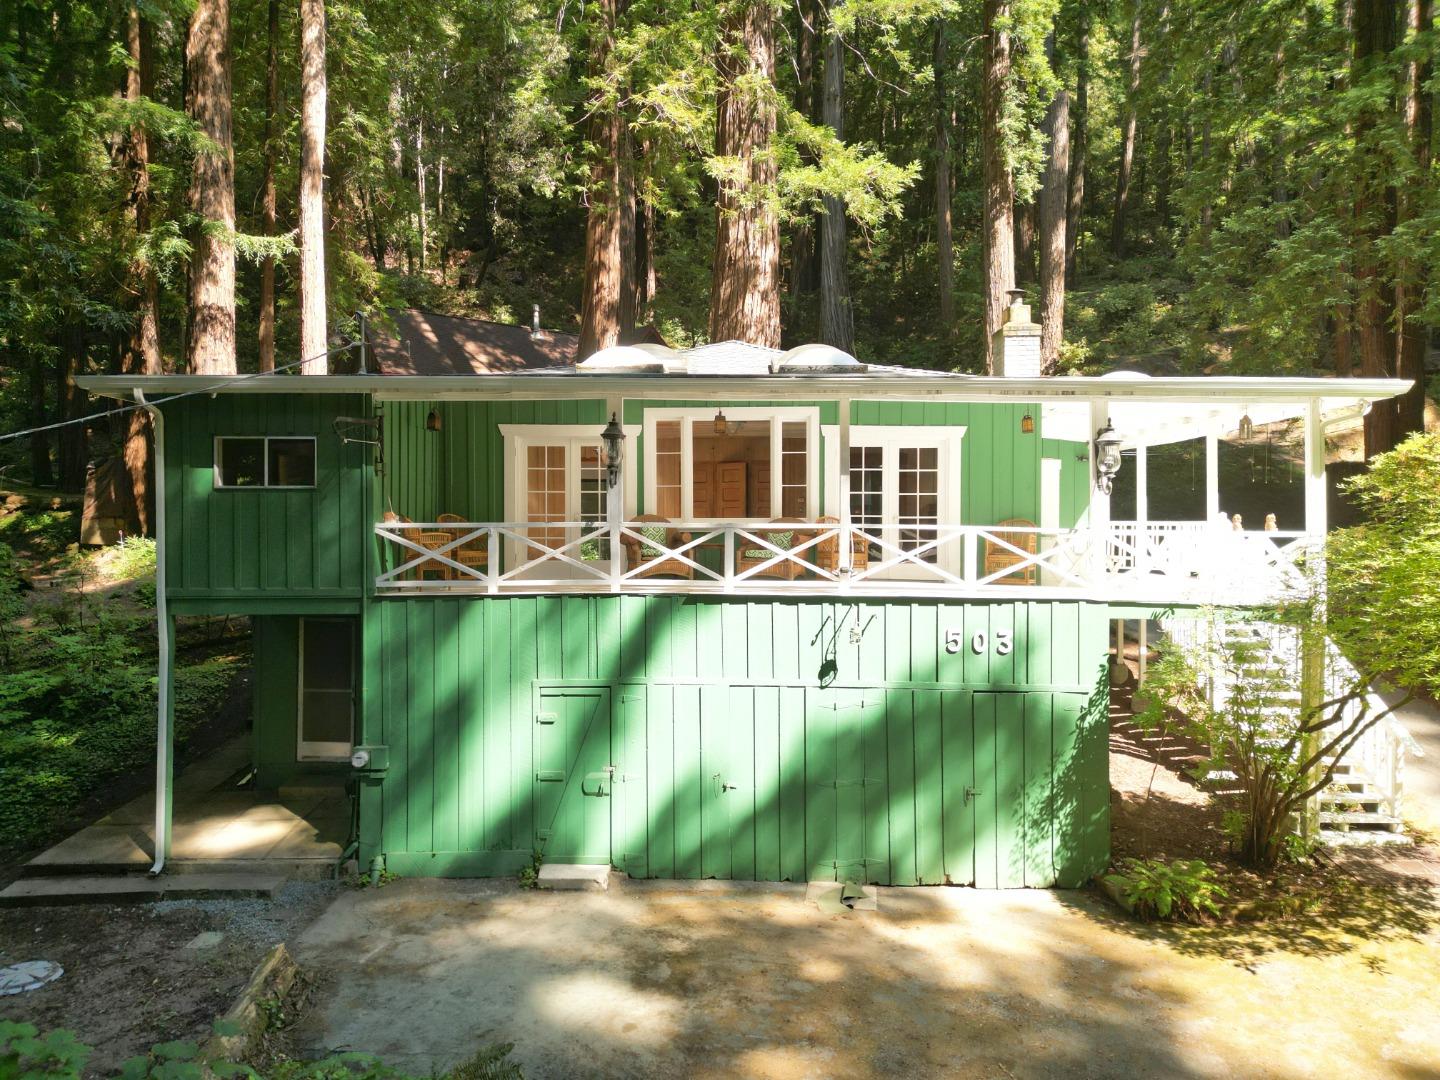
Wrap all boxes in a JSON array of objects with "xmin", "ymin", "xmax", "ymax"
[
  {"xmin": 789, "ymin": 0, "xmax": 820, "ymax": 299},
  {"xmin": 577, "ymin": 0, "xmax": 625, "ymax": 359},
  {"xmin": 981, "ymin": 0, "xmax": 1016, "ymax": 371},
  {"xmin": 1111, "ymin": 0, "xmax": 1142, "ymax": 258},
  {"xmin": 709, "ymin": 0, "xmax": 781, "ymax": 347},
  {"xmin": 1039, "ymin": 82, "xmax": 1070, "ymax": 372},
  {"xmin": 184, "ymin": 0, "xmax": 237, "ymax": 375},
  {"xmin": 1065, "ymin": 8, "xmax": 1089, "ymax": 278},
  {"xmin": 123, "ymin": 3, "xmax": 160, "ymax": 532},
  {"xmin": 819, "ymin": 23, "xmax": 852, "ymax": 352},
  {"xmin": 934, "ymin": 19, "xmax": 954, "ymax": 332},
  {"xmin": 258, "ymin": 0, "xmax": 279, "ymax": 373},
  {"xmin": 1014, "ymin": 201, "xmax": 1035, "ymax": 285},
  {"xmin": 298, "ymin": 0, "xmax": 328, "ymax": 373},
  {"xmin": 1394, "ymin": 0, "xmax": 1431, "ymax": 438}
]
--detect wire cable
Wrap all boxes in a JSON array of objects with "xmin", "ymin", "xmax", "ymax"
[{"xmin": 0, "ymin": 339, "xmax": 359, "ymax": 445}]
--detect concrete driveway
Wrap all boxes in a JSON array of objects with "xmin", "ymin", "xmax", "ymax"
[{"xmin": 290, "ymin": 878, "xmax": 1440, "ymax": 1079}]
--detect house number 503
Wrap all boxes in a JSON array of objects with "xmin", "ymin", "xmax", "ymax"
[{"xmin": 945, "ymin": 628, "xmax": 1013, "ymax": 656}]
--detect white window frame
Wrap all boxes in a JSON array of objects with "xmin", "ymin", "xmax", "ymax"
[
  {"xmin": 828, "ymin": 425, "xmax": 965, "ymax": 578},
  {"xmin": 296, "ymin": 617, "xmax": 355, "ymax": 762},
  {"xmin": 641, "ymin": 406, "xmax": 821, "ymax": 522},
  {"xmin": 213, "ymin": 435, "xmax": 318, "ymax": 490}
]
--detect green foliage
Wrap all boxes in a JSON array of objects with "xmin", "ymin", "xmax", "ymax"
[
  {"xmin": 108, "ymin": 536, "xmax": 158, "ymax": 581},
  {"xmin": 517, "ymin": 849, "xmax": 544, "ymax": 889},
  {"xmin": 1104, "ymin": 857, "xmax": 1227, "ymax": 922},
  {"xmin": 0, "ymin": 1021, "xmax": 525, "ymax": 1080}
]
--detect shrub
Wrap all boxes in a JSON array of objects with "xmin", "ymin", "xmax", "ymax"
[{"xmin": 1104, "ymin": 857, "xmax": 1228, "ymax": 921}]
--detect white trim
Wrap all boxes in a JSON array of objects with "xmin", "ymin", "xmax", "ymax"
[
  {"xmin": 640, "ymin": 406, "xmax": 821, "ymax": 522},
  {"xmin": 213, "ymin": 435, "xmax": 318, "ymax": 489},
  {"xmin": 842, "ymin": 425, "xmax": 966, "ymax": 579},
  {"xmin": 297, "ymin": 616, "xmax": 355, "ymax": 762}
]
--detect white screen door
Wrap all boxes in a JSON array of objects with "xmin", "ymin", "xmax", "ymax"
[
  {"xmin": 849, "ymin": 435, "xmax": 958, "ymax": 578},
  {"xmin": 515, "ymin": 438, "xmax": 609, "ymax": 578},
  {"xmin": 297, "ymin": 618, "xmax": 355, "ymax": 760}
]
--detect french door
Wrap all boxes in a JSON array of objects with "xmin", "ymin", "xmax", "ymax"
[
  {"xmin": 513, "ymin": 437, "xmax": 610, "ymax": 578},
  {"xmin": 848, "ymin": 433, "xmax": 960, "ymax": 578}
]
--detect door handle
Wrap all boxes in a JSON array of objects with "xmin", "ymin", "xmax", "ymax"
[{"xmin": 964, "ymin": 787, "xmax": 982, "ymax": 805}]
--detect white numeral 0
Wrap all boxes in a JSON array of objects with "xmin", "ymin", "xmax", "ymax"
[{"xmin": 970, "ymin": 630, "xmax": 988, "ymax": 654}]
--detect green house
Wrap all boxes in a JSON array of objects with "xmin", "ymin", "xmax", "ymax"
[{"xmin": 78, "ymin": 303, "xmax": 1408, "ymax": 887}]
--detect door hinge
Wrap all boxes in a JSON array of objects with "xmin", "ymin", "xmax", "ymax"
[
  {"xmin": 964, "ymin": 786, "xmax": 983, "ymax": 804},
  {"xmin": 832, "ymin": 777, "xmax": 882, "ymax": 788},
  {"xmin": 535, "ymin": 770, "xmax": 564, "ymax": 782},
  {"xmin": 535, "ymin": 711, "xmax": 557, "ymax": 725}
]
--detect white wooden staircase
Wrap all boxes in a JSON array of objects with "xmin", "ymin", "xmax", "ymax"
[{"xmin": 1161, "ymin": 617, "xmax": 1421, "ymax": 847}]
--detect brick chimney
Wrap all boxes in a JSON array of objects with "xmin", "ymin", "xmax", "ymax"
[{"xmin": 992, "ymin": 289, "xmax": 1041, "ymax": 377}]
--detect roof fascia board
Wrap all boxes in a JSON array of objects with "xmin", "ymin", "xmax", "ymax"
[{"xmin": 74, "ymin": 373, "xmax": 1412, "ymax": 405}]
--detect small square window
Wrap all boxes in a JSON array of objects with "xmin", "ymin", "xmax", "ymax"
[
  {"xmin": 268, "ymin": 438, "xmax": 316, "ymax": 487},
  {"xmin": 216, "ymin": 438, "xmax": 265, "ymax": 487}
]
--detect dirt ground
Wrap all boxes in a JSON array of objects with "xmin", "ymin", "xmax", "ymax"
[{"xmin": 0, "ymin": 883, "xmax": 338, "ymax": 1075}]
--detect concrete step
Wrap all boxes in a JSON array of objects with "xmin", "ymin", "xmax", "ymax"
[
  {"xmin": 1319, "ymin": 829, "xmax": 1414, "ymax": 848},
  {"xmin": 536, "ymin": 863, "xmax": 611, "ymax": 891},
  {"xmin": 0, "ymin": 873, "xmax": 285, "ymax": 908}
]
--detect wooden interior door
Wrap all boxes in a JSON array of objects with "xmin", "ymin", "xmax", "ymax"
[{"xmin": 716, "ymin": 462, "xmax": 746, "ymax": 517}]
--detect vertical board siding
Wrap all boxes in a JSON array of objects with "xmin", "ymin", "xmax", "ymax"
[
  {"xmin": 166, "ymin": 393, "xmax": 370, "ymax": 597},
  {"xmin": 368, "ymin": 595, "xmax": 1110, "ymax": 886}
]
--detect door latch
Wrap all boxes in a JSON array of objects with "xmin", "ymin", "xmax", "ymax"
[{"xmin": 964, "ymin": 786, "xmax": 982, "ymax": 805}]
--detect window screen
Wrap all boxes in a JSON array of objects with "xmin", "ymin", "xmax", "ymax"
[{"xmin": 268, "ymin": 438, "xmax": 316, "ymax": 487}]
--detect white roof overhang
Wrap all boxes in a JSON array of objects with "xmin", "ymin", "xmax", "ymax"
[{"xmin": 75, "ymin": 373, "xmax": 1410, "ymax": 441}]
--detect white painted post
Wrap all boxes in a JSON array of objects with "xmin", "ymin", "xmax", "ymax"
[
  {"xmin": 1135, "ymin": 438, "xmax": 1149, "ymax": 571},
  {"xmin": 1089, "ymin": 399, "xmax": 1111, "ymax": 584},
  {"xmin": 608, "ymin": 398, "xmax": 624, "ymax": 592},
  {"xmin": 1303, "ymin": 398, "xmax": 1327, "ymax": 541},
  {"xmin": 1299, "ymin": 397, "xmax": 1328, "ymax": 840},
  {"xmin": 838, "ymin": 395, "xmax": 852, "ymax": 583},
  {"xmin": 1205, "ymin": 429, "xmax": 1220, "ymax": 523},
  {"xmin": 1138, "ymin": 619, "xmax": 1148, "ymax": 685}
]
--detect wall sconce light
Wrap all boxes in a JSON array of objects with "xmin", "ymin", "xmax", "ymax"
[
  {"xmin": 1020, "ymin": 412, "xmax": 1035, "ymax": 435},
  {"xmin": 1237, "ymin": 411, "xmax": 1255, "ymax": 441},
  {"xmin": 713, "ymin": 409, "xmax": 728, "ymax": 436},
  {"xmin": 1094, "ymin": 422, "xmax": 1123, "ymax": 495},
  {"xmin": 601, "ymin": 412, "xmax": 625, "ymax": 489},
  {"xmin": 425, "ymin": 409, "xmax": 442, "ymax": 433}
]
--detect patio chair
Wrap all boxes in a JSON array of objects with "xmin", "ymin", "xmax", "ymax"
[
  {"xmin": 735, "ymin": 519, "xmax": 818, "ymax": 581},
  {"xmin": 984, "ymin": 518, "xmax": 1039, "ymax": 585},
  {"xmin": 438, "ymin": 512, "xmax": 488, "ymax": 580},
  {"xmin": 621, "ymin": 515, "xmax": 694, "ymax": 579},
  {"xmin": 811, "ymin": 515, "xmax": 869, "ymax": 576}
]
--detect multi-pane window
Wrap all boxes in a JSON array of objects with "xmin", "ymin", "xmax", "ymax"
[
  {"xmin": 578, "ymin": 444, "xmax": 610, "ymax": 561},
  {"xmin": 849, "ymin": 445, "xmax": 883, "ymax": 558},
  {"xmin": 897, "ymin": 446, "xmax": 940, "ymax": 562},
  {"xmin": 780, "ymin": 421, "xmax": 807, "ymax": 517},
  {"xmin": 654, "ymin": 420, "xmax": 682, "ymax": 518},
  {"xmin": 526, "ymin": 444, "xmax": 568, "ymax": 555},
  {"xmin": 215, "ymin": 436, "xmax": 316, "ymax": 488}
]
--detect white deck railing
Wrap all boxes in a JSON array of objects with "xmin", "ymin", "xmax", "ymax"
[{"xmin": 374, "ymin": 519, "xmax": 1314, "ymax": 603}]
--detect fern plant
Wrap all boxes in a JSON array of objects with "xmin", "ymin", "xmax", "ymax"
[{"xmin": 1104, "ymin": 858, "xmax": 1228, "ymax": 922}]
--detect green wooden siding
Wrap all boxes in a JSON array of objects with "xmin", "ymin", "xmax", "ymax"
[
  {"xmin": 363, "ymin": 595, "xmax": 1110, "ymax": 886},
  {"xmin": 1042, "ymin": 437, "xmax": 1092, "ymax": 529},
  {"xmin": 252, "ymin": 616, "xmax": 352, "ymax": 786},
  {"xmin": 164, "ymin": 393, "xmax": 371, "ymax": 598}
]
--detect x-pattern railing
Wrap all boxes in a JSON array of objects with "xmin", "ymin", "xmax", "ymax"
[{"xmin": 376, "ymin": 518, "xmax": 1313, "ymax": 600}]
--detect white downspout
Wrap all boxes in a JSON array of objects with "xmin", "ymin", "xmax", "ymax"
[{"xmin": 135, "ymin": 390, "xmax": 171, "ymax": 876}]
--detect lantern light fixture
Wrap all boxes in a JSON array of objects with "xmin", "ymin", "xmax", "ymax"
[
  {"xmin": 601, "ymin": 412, "xmax": 625, "ymax": 489},
  {"xmin": 1237, "ymin": 410, "xmax": 1255, "ymax": 441},
  {"xmin": 1020, "ymin": 411, "xmax": 1035, "ymax": 435},
  {"xmin": 425, "ymin": 409, "xmax": 442, "ymax": 433},
  {"xmin": 713, "ymin": 409, "xmax": 728, "ymax": 436},
  {"xmin": 1093, "ymin": 422, "xmax": 1123, "ymax": 495}
]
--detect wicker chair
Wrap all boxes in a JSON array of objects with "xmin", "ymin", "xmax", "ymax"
[
  {"xmin": 735, "ymin": 519, "xmax": 818, "ymax": 581},
  {"xmin": 983, "ymin": 518, "xmax": 1039, "ymax": 585},
  {"xmin": 621, "ymin": 515, "xmax": 694, "ymax": 579},
  {"xmin": 810, "ymin": 515, "xmax": 870, "ymax": 576},
  {"xmin": 437, "ymin": 512, "xmax": 488, "ymax": 580}
]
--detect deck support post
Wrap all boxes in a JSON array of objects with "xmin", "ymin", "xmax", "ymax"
[
  {"xmin": 1135, "ymin": 439, "xmax": 1148, "ymax": 571},
  {"xmin": 837, "ymin": 396, "xmax": 853, "ymax": 588},
  {"xmin": 1205, "ymin": 429, "xmax": 1220, "ymax": 523},
  {"xmin": 1298, "ymin": 397, "xmax": 1328, "ymax": 841}
]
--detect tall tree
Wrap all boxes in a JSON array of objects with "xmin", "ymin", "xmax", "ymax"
[
  {"xmin": 123, "ymin": 2, "xmax": 161, "ymax": 532},
  {"xmin": 1038, "ymin": 47, "xmax": 1070, "ymax": 371},
  {"xmin": 1353, "ymin": 0, "xmax": 1396, "ymax": 458},
  {"xmin": 1065, "ymin": 6, "xmax": 1089, "ymax": 278},
  {"xmin": 258, "ymin": 0, "xmax": 280, "ymax": 373},
  {"xmin": 185, "ymin": 0, "xmax": 237, "ymax": 375},
  {"xmin": 934, "ymin": 18, "xmax": 954, "ymax": 332},
  {"xmin": 819, "ymin": 18, "xmax": 853, "ymax": 352},
  {"xmin": 981, "ymin": 0, "xmax": 1016, "ymax": 371},
  {"xmin": 577, "ymin": 0, "xmax": 626, "ymax": 359},
  {"xmin": 1111, "ymin": 0, "xmax": 1142, "ymax": 258},
  {"xmin": 789, "ymin": 0, "xmax": 820, "ymax": 300},
  {"xmin": 709, "ymin": 0, "xmax": 781, "ymax": 347},
  {"xmin": 1394, "ymin": 0, "xmax": 1432, "ymax": 438},
  {"xmin": 298, "ymin": 0, "xmax": 328, "ymax": 373}
]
